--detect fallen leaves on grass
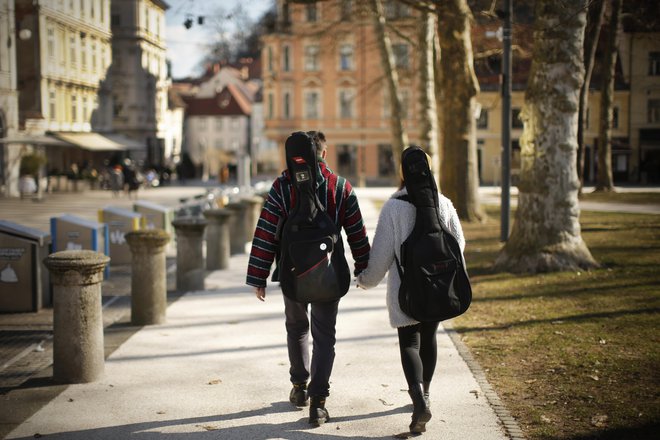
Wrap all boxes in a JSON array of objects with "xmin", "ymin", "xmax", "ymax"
[{"xmin": 591, "ymin": 414, "xmax": 608, "ymax": 427}]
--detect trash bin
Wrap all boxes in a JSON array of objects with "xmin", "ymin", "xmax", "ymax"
[
  {"xmin": 134, "ymin": 201, "xmax": 173, "ymax": 234},
  {"xmin": 98, "ymin": 206, "xmax": 143, "ymax": 265},
  {"xmin": 0, "ymin": 220, "xmax": 52, "ymax": 312},
  {"xmin": 134, "ymin": 201, "xmax": 174, "ymax": 251},
  {"xmin": 50, "ymin": 214, "xmax": 109, "ymax": 277}
]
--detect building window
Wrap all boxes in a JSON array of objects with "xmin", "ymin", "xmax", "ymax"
[
  {"xmin": 339, "ymin": 44, "xmax": 354, "ymax": 71},
  {"xmin": 392, "ymin": 44, "xmax": 409, "ymax": 69},
  {"xmin": 58, "ymin": 29, "xmax": 66, "ymax": 66},
  {"xmin": 615, "ymin": 154, "xmax": 628, "ymax": 172},
  {"xmin": 648, "ymin": 99, "xmax": 660, "ymax": 123},
  {"xmin": 385, "ymin": 0, "xmax": 410, "ymax": 19},
  {"xmin": 101, "ymin": 45, "xmax": 107, "ymax": 71},
  {"xmin": 649, "ymin": 52, "xmax": 660, "ymax": 76},
  {"xmin": 90, "ymin": 39, "xmax": 97, "ymax": 72},
  {"xmin": 512, "ymin": 108, "xmax": 524, "ymax": 128},
  {"xmin": 282, "ymin": 45, "xmax": 291, "ymax": 72},
  {"xmin": 71, "ymin": 94, "xmax": 77, "ymax": 122},
  {"xmin": 336, "ymin": 144, "xmax": 357, "ymax": 177},
  {"xmin": 231, "ymin": 117, "xmax": 239, "ymax": 130},
  {"xmin": 47, "ymin": 27, "xmax": 55, "ymax": 59},
  {"xmin": 83, "ymin": 95, "xmax": 89, "ymax": 121},
  {"xmin": 586, "ymin": 107, "xmax": 590, "ymax": 129},
  {"xmin": 215, "ymin": 118, "xmax": 223, "ymax": 131},
  {"xmin": 80, "ymin": 36, "xmax": 87, "ymax": 70},
  {"xmin": 283, "ymin": 92, "xmax": 291, "ymax": 119},
  {"xmin": 339, "ymin": 89, "xmax": 354, "ymax": 119},
  {"xmin": 69, "ymin": 35, "xmax": 77, "ymax": 66},
  {"xmin": 305, "ymin": 91, "xmax": 320, "ymax": 119},
  {"xmin": 306, "ymin": 4, "xmax": 317, "ymax": 22},
  {"xmin": 198, "ymin": 117, "xmax": 207, "ymax": 130},
  {"xmin": 304, "ymin": 45, "xmax": 320, "ymax": 71},
  {"xmin": 612, "ymin": 106, "xmax": 619, "ymax": 129},
  {"xmin": 267, "ymin": 93, "xmax": 274, "ymax": 119},
  {"xmin": 80, "ymin": 0, "xmax": 85, "ymax": 18},
  {"xmin": 341, "ymin": 0, "xmax": 352, "ymax": 20},
  {"xmin": 111, "ymin": 13, "xmax": 120, "ymax": 27},
  {"xmin": 378, "ymin": 144, "xmax": 395, "ymax": 177},
  {"xmin": 267, "ymin": 46, "xmax": 274, "ymax": 72},
  {"xmin": 100, "ymin": 0, "xmax": 105, "ymax": 24},
  {"xmin": 477, "ymin": 108, "xmax": 488, "ymax": 129},
  {"xmin": 49, "ymin": 90, "xmax": 57, "ymax": 120},
  {"xmin": 400, "ymin": 88, "xmax": 410, "ymax": 119}
]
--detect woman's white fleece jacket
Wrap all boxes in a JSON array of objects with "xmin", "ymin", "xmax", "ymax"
[{"xmin": 356, "ymin": 188, "xmax": 466, "ymax": 329}]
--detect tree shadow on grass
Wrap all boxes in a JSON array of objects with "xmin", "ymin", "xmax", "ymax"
[
  {"xmin": 8, "ymin": 401, "xmax": 404, "ymax": 440},
  {"xmin": 454, "ymin": 307, "xmax": 660, "ymax": 333},
  {"xmin": 565, "ymin": 421, "xmax": 659, "ymax": 440}
]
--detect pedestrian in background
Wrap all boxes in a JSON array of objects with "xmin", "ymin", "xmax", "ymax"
[{"xmin": 109, "ymin": 165, "xmax": 124, "ymax": 197}]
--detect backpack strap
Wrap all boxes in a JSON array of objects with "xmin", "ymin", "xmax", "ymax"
[{"xmin": 393, "ymin": 194, "xmax": 411, "ymax": 278}]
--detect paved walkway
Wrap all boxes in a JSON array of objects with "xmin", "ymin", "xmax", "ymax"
[{"xmin": 1, "ymin": 187, "xmax": 509, "ymax": 440}]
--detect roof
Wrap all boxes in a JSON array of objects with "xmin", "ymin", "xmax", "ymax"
[
  {"xmin": 183, "ymin": 85, "xmax": 252, "ymax": 117},
  {"xmin": 168, "ymin": 88, "xmax": 187, "ymax": 109}
]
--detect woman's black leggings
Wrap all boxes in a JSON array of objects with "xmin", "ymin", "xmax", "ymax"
[{"xmin": 397, "ymin": 322, "xmax": 440, "ymax": 387}]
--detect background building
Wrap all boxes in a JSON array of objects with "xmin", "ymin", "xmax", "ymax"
[
  {"xmin": 0, "ymin": 0, "xmax": 20, "ymax": 197},
  {"xmin": 261, "ymin": 0, "xmax": 660, "ymax": 186},
  {"xmin": 110, "ymin": 0, "xmax": 169, "ymax": 167}
]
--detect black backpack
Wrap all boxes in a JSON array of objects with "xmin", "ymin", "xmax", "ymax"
[
  {"xmin": 395, "ymin": 146, "xmax": 472, "ymax": 322},
  {"xmin": 277, "ymin": 132, "xmax": 351, "ymax": 303}
]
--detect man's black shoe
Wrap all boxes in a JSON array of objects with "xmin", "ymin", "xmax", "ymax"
[
  {"xmin": 309, "ymin": 396, "xmax": 329, "ymax": 426},
  {"xmin": 289, "ymin": 383, "xmax": 308, "ymax": 407}
]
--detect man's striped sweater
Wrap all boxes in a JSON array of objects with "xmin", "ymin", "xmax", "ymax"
[{"xmin": 246, "ymin": 160, "xmax": 370, "ymax": 289}]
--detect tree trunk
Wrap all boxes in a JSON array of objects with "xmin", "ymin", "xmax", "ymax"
[
  {"xmin": 595, "ymin": 0, "xmax": 622, "ymax": 192},
  {"xmin": 494, "ymin": 0, "xmax": 598, "ymax": 273},
  {"xmin": 436, "ymin": 0, "xmax": 484, "ymax": 222},
  {"xmin": 369, "ymin": 0, "xmax": 409, "ymax": 177},
  {"xmin": 577, "ymin": 0, "xmax": 606, "ymax": 191},
  {"xmin": 418, "ymin": 9, "xmax": 440, "ymax": 180}
]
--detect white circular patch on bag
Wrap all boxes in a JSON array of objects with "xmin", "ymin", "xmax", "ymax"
[{"xmin": 320, "ymin": 243, "xmax": 327, "ymax": 251}]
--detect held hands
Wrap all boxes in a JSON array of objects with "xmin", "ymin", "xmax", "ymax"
[{"xmin": 255, "ymin": 287, "xmax": 266, "ymax": 301}]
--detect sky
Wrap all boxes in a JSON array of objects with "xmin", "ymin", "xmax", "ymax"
[{"xmin": 165, "ymin": 0, "xmax": 274, "ymax": 79}]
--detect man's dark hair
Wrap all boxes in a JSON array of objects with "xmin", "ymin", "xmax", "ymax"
[{"xmin": 306, "ymin": 130, "xmax": 327, "ymax": 157}]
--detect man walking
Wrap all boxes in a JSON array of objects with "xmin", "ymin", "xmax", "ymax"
[{"xmin": 246, "ymin": 131, "xmax": 370, "ymax": 426}]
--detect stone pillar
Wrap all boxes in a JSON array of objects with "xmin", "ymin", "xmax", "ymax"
[
  {"xmin": 242, "ymin": 195, "xmax": 265, "ymax": 242},
  {"xmin": 203, "ymin": 208, "xmax": 233, "ymax": 270},
  {"xmin": 125, "ymin": 229, "xmax": 171, "ymax": 325},
  {"xmin": 43, "ymin": 250, "xmax": 110, "ymax": 384},
  {"xmin": 226, "ymin": 201, "xmax": 248, "ymax": 255},
  {"xmin": 172, "ymin": 218, "xmax": 207, "ymax": 292}
]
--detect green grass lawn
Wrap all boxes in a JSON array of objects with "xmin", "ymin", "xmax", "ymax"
[
  {"xmin": 579, "ymin": 191, "xmax": 660, "ymax": 205},
  {"xmin": 454, "ymin": 208, "xmax": 660, "ymax": 440}
]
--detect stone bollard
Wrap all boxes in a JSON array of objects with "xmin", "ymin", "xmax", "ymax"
[
  {"xmin": 125, "ymin": 229, "xmax": 171, "ymax": 325},
  {"xmin": 226, "ymin": 201, "xmax": 249, "ymax": 255},
  {"xmin": 43, "ymin": 250, "xmax": 110, "ymax": 384},
  {"xmin": 203, "ymin": 208, "xmax": 233, "ymax": 270},
  {"xmin": 172, "ymin": 217, "xmax": 207, "ymax": 291},
  {"xmin": 242, "ymin": 195, "xmax": 265, "ymax": 242}
]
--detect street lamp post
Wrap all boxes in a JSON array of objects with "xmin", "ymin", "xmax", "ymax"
[{"xmin": 501, "ymin": 0, "xmax": 513, "ymax": 242}]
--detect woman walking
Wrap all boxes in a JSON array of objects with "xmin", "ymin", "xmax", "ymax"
[{"xmin": 357, "ymin": 148, "xmax": 465, "ymax": 434}]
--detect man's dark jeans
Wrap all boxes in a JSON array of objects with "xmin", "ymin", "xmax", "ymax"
[{"xmin": 283, "ymin": 295, "xmax": 339, "ymax": 397}]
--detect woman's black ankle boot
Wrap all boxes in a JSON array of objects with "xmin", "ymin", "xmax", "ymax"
[{"xmin": 408, "ymin": 383, "xmax": 432, "ymax": 433}]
